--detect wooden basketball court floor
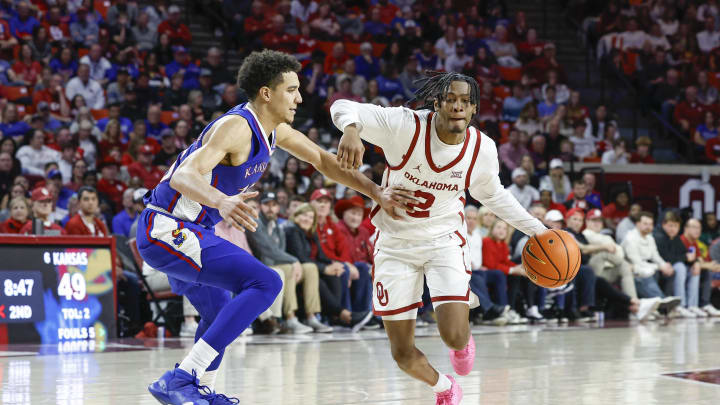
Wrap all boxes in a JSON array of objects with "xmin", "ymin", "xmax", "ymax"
[{"xmin": 1, "ymin": 319, "xmax": 719, "ymax": 405}]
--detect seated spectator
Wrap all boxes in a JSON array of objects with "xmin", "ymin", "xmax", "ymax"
[
  {"xmin": 96, "ymin": 156, "xmax": 126, "ymax": 210},
  {"xmin": 132, "ymin": 12, "xmax": 157, "ymax": 51},
  {"xmin": 127, "ymin": 144, "xmax": 164, "ymax": 189},
  {"xmin": 111, "ymin": 188, "xmax": 136, "ymax": 237},
  {"xmin": 416, "ymin": 40, "xmax": 440, "ymax": 71},
  {"xmin": 652, "ymin": 69, "xmax": 681, "ymax": 119},
  {"xmin": 0, "ymin": 103, "xmax": 32, "ymax": 144},
  {"xmin": 507, "ymin": 167, "xmax": 539, "ymax": 210},
  {"xmin": 472, "ymin": 81, "xmax": 503, "ymax": 124},
  {"xmin": 601, "ymin": 138, "xmax": 630, "ymax": 164},
  {"xmin": 0, "ymin": 181, "xmax": 27, "ymax": 216},
  {"xmin": 65, "ymin": 186, "xmax": 108, "ymax": 236},
  {"xmin": 247, "ymin": 192, "xmax": 329, "ymax": 334},
  {"xmin": 20, "ymin": 186, "xmax": 65, "ymax": 235},
  {"xmin": 97, "ymin": 103, "xmax": 133, "ymax": 137},
  {"xmin": 33, "ymin": 73, "xmax": 71, "ymax": 122},
  {"xmin": 334, "ymin": 196, "xmax": 374, "ymax": 315},
  {"xmin": 66, "ymin": 63, "xmax": 105, "ymax": 110},
  {"xmin": 518, "ymin": 28, "xmax": 545, "ymax": 63},
  {"xmin": 487, "ymin": 25, "xmax": 521, "ymax": 68},
  {"xmin": 537, "ymin": 86, "xmax": 560, "ymax": 121},
  {"xmin": 445, "ymin": 40, "xmax": 472, "ymax": 73},
  {"xmin": 309, "ymin": 3, "xmax": 341, "ymax": 40},
  {"xmin": 70, "ymin": 6, "xmax": 99, "ymax": 47},
  {"xmin": 363, "ymin": 7, "xmax": 389, "ymax": 38},
  {"xmin": 434, "ymin": 27, "xmax": 457, "ymax": 62},
  {"xmin": 696, "ymin": 15, "xmax": 720, "ymax": 53},
  {"xmin": 566, "ymin": 208, "xmax": 654, "ymax": 321},
  {"xmin": 284, "ymin": 202, "xmax": 372, "ymax": 330},
  {"xmin": 79, "ymin": 44, "xmax": 112, "ymax": 85},
  {"xmin": 564, "ymin": 178, "xmax": 600, "ymax": 211},
  {"xmin": 0, "ymin": 196, "xmax": 30, "ymax": 233},
  {"xmin": 481, "ymin": 219, "xmax": 531, "ymax": 323},
  {"xmin": 680, "ymin": 218, "xmax": 720, "ymax": 317},
  {"xmin": 503, "ymin": 84, "xmax": 533, "ymax": 122},
  {"xmin": 16, "ymin": 130, "xmax": 61, "ymax": 177},
  {"xmin": 526, "ymin": 43, "xmax": 566, "ymax": 85},
  {"xmin": 673, "ymin": 86, "xmax": 705, "ymax": 133},
  {"xmin": 540, "ymin": 70, "xmax": 570, "ymax": 105},
  {"xmin": 498, "ymin": 129, "xmax": 529, "ymax": 172},
  {"xmin": 619, "ymin": 18, "xmax": 648, "ymax": 51},
  {"xmin": 375, "ymin": 65, "xmax": 403, "ymax": 100},
  {"xmin": 477, "ymin": 206, "xmax": 496, "ymax": 237},
  {"xmin": 538, "ymin": 158, "xmax": 571, "ymax": 202},
  {"xmin": 165, "ymin": 46, "xmax": 200, "ymax": 90},
  {"xmin": 645, "ymin": 23, "xmax": 671, "ymax": 51},
  {"xmin": 12, "ymin": 43, "xmax": 42, "ymax": 86},
  {"xmin": 701, "ymin": 212, "xmax": 720, "ymax": 245},
  {"xmin": 157, "ymin": 5, "xmax": 191, "ymax": 46},
  {"xmin": 696, "ymin": 71, "xmax": 718, "ymax": 106},
  {"xmin": 145, "ymin": 105, "xmax": 169, "ymax": 141},
  {"xmin": 354, "ymin": 42, "xmax": 381, "ymax": 80},
  {"xmin": 621, "ymin": 211, "xmax": 681, "ymax": 311},
  {"xmin": 693, "ymin": 111, "xmax": 718, "ymax": 150},
  {"xmin": 583, "ymin": 209, "xmax": 639, "ymax": 301},
  {"xmin": 569, "ymin": 121, "xmax": 598, "ymax": 160},
  {"xmin": 98, "ymin": 119, "xmax": 126, "ymax": 160},
  {"xmin": 628, "ymin": 135, "xmax": 654, "ymax": 164},
  {"xmin": 9, "ymin": 1, "xmax": 39, "ymax": 40},
  {"xmin": 200, "ymin": 47, "xmax": 234, "ymax": 87},
  {"xmin": 49, "ymin": 46, "xmax": 78, "ymax": 80},
  {"xmin": 653, "ymin": 212, "xmax": 701, "ymax": 318}
]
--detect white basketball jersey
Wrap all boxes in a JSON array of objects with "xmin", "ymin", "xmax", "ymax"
[{"xmin": 370, "ymin": 111, "xmax": 482, "ymax": 240}]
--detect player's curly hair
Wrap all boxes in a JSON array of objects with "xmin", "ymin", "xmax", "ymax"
[
  {"xmin": 410, "ymin": 71, "xmax": 480, "ymax": 111},
  {"xmin": 236, "ymin": 50, "xmax": 302, "ymax": 101}
]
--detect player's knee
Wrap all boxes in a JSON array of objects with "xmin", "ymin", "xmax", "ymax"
[
  {"xmin": 390, "ymin": 345, "xmax": 417, "ymax": 369},
  {"xmin": 262, "ymin": 269, "xmax": 284, "ymax": 300},
  {"xmin": 442, "ymin": 329, "xmax": 469, "ymax": 351}
]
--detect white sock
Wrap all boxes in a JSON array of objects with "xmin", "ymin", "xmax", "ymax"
[
  {"xmin": 178, "ymin": 338, "xmax": 219, "ymax": 378},
  {"xmin": 198, "ymin": 369, "xmax": 218, "ymax": 390},
  {"xmin": 431, "ymin": 373, "xmax": 452, "ymax": 393}
]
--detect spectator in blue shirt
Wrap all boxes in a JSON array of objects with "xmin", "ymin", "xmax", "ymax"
[
  {"xmin": 69, "ymin": 7, "xmax": 99, "ymax": 47},
  {"xmin": 49, "ymin": 47, "xmax": 79, "ymax": 79},
  {"xmin": 376, "ymin": 65, "xmax": 403, "ymax": 99},
  {"xmin": 144, "ymin": 104, "xmax": 168, "ymax": 141},
  {"xmin": 112, "ymin": 188, "xmax": 138, "ymax": 237},
  {"xmin": 416, "ymin": 40, "xmax": 440, "ymax": 71},
  {"xmin": 354, "ymin": 42, "xmax": 381, "ymax": 80},
  {"xmin": 9, "ymin": 2, "xmax": 39, "ymax": 39},
  {"xmin": 35, "ymin": 102, "xmax": 62, "ymax": 132},
  {"xmin": 164, "ymin": 46, "xmax": 200, "ymax": 89},
  {"xmin": 502, "ymin": 84, "xmax": 533, "ymax": 122},
  {"xmin": 0, "ymin": 103, "xmax": 32, "ymax": 143},
  {"xmin": 537, "ymin": 85, "xmax": 559, "ymax": 120},
  {"xmin": 96, "ymin": 103, "xmax": 133, "ymax": 138},
  {"xmin": 364, "ymin": 8, "xmax": 389, "ymax": 38}
]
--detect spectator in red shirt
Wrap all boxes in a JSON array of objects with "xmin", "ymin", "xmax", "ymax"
[
  {"xmin": 33, "ymin": 73, "xmax": 71, "ymax": 122},
  {"xmin": 243, "ymin": 0, "xmax": 268, "ymax": 40},
  {"xmin": 630, "ymin": 136, "xmax": 655, "ymax": 163},
  {"xmin": 535, "ymin": 187, "xmax": 567, "ymax": 215},
  {"xmin": 261, "ymin": 14, "xmax": 297, "ymax": 53},
  {"xmin": 0, "ymin": 196, "xmax": 30, "ymax": 234},
  {"xmin": 517, "ymin": 28, "xmax": 545, "ymax": 63},
  {"xmin": 525, "ymin": 43, "xmax": 566, "ymax": 85},
  {"xmin": 324, "ymin": 42, "xmax": 348, "ymax": 75},
  {"xmin": 309, "ymin": 3, "xmax": 340, "ymax": 40},
  {"xmin": 602, "ymin": 190, "xmax": 631, "ymax": 231},
  {"xmin": 65, "ymin": 186, "xmax": 108, "ymax": 236},
  {"xmin": 673, "ymin": 86, "xmax": 705, "ymax": 133},
  {"xmin": 0, "ymin": 16, "xmax": 19, "ymax": 60},
  {"xmin": 334, "ymin": 196, "xmax": 373, "ymax": 312},
  {"xmin": 12, "ymin": 43, "xmax": 43, "ymax": 86},
  {"xmin": 128, "ymin": 144, "xmax": 164, "ymax": 189},
  {"xmin": 157, "ymin": 5, "xmax": 191, "ymax": 46},
  {"xmin": 96, "ymin": 157, "xmax": 126, "ymax": 211},
  {"xmin": 481, "ymin": 219, "xmax": 526, "ymax": 310},
  {"xmin": 374, "ymin": 0, "xmax": 399, "ymax": 25},
  {"xmin": 705, "ymin": 134, "xmax": 720, "ymax": 163},
  {"xmin": 20, "ymin": 187, "xmax": 66, "ymax": 235},
  {"xmin": 43, "ymin": 6, "xmax": 70, "ymax": 44}
]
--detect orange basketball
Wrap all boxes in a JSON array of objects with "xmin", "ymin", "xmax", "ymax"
[{"xmin": 521, "ymin": 229, "xmax": 581, "ymax": 288}]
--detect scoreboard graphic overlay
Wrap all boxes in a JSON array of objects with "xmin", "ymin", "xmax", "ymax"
[{"xmin": 0, "ymin": 236, "xmax": 117, "ymax": 345}]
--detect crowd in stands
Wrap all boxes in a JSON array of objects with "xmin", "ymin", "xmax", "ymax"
[
  {"xmin": 1, "ymin": 0, "xmax": 720, "ymax": 337},
  {"xmin": 570, "ymin": 0, "xmax": 720, "ymax": 163}
]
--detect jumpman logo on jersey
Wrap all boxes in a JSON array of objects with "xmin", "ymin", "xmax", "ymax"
[{"xmin": 413, "ymin": 164, "xmax": 422, "ymax": 173}]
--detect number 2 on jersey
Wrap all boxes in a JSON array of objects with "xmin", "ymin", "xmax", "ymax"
[{"xmin": 406, "ymin": 190, "xmax": 435, "ymax": 218}]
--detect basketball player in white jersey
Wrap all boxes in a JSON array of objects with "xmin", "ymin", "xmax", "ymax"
[{"xmin": 330, "ymin": 72, "xmax": 547, "ymax": 404}]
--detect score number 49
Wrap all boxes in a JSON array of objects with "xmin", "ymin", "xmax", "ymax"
[{"xmin": 57, "ymin": 273, "xmax": 86, "ymax": 301}]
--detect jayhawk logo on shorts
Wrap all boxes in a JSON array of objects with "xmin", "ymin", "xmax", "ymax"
[{"xmin": 171, "ymin": 229, "xmax": 186, "ymax": 247}]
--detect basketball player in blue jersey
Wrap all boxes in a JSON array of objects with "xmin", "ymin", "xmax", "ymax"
[{"xmin": 137, "ymin": 50, "xmax": 400, "ymax": 405}]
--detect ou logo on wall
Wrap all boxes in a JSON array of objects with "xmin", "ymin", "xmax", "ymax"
[{"xmin": 679, "ymin": 170, "xmax": 719, "ymax": 218}]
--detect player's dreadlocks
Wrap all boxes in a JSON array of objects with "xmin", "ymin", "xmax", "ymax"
[{"xmin": 410, "ymin": 71, "xmax": 480, "ymax": 111}]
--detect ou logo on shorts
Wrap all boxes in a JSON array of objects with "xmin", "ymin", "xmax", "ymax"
[{"xmin": 376, "ymin": 282, "xmax": 389, "ymax": 306}]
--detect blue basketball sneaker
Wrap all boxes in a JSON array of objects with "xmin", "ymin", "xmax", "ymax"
[{"xmin": 148, "ymin": 364, "xmax": 210, "ymax": 405}]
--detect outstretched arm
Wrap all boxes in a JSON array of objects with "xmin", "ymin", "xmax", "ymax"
[{"xmin": 277, "ymin": 124, "xmax": 409, "ymax": 216}]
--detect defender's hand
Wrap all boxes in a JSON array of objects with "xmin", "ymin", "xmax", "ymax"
[
  {"xmin": 337, "ymin": 125, "xmax": 364, "ymax": 170},
  {"xmin": 217, "ymin": 191, "xmax": 259, "ymax": 232}
]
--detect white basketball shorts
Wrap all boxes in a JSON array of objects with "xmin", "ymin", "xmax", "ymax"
[{"xmin": 371, "ymin": 230, "xmax": 472, "ymax": 321}]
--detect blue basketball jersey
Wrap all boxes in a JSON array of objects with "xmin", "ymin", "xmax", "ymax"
[{"xmin": 145, "ymin": 103, "xmax": 275, "ymax": 228}]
